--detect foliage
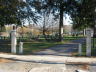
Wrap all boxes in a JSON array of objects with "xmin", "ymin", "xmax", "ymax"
[
  {"xmin": 70, "ymin": 0, "xmax": 96, "ymax": 30},
  {"xmin": 0, "ymin": 0, "xmax": 40, "ymax": 27},
  {"xmin": 63, "ymin": 29, "xmax": 66, "ymax": 32},
  {"xmin": 32, "ymin": 0, "xmax": 79, "ymax": 42},
  {"xmin": 38, "ymin": 13, "xmax": 59, "ymax": 35},
  {"xmin": 0, "ymin": 25, "xmax": 6, "ymax": 32},
  {"xmin": 1, "ymin": 0, "xmax": 95, "ymax": 41},
  {"xmin": 0, "ymin": 0, "xmax": 26, "ymax": 25}
]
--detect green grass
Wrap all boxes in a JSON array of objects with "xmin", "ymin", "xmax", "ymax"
[
  {"xmin": 0, "ymin": 36, "xmax": 84, "ymax": 55},
  {"xmin": 72, "ymin": 43, "xmax": 86, "ymax": 56},
  {"xmin": 72, "ymin": 38, "xmax": 96, "ymax": 57}
]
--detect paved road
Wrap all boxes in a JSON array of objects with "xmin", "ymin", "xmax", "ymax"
[
  {"xmin": 0, "ymin": 37, "xmax": 94, "ymax": 72},
  {"xmin": 89, "ymin": 62, "xmax": 96, "ymax": 72},
  {"xmin": 33, "ymin": 37, "xmax": 86, "ymax": 56},
  {"xmin": 0, "ymin": 54, "xmax": 92, "ymax": 72}
]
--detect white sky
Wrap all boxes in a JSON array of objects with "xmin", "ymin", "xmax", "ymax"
[
  {"xmin": 24, "ymin": 14, "xmax": 72, "ymax": 25},
  {"xmin": 64, "ymin": 14, "xmax": 72, "ymax": 25}
]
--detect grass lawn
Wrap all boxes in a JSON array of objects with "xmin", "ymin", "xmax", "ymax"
[
  {"xmin": 72, "ymin": 38, "xmax": 96, "ymax": 57},
  {"xmin": 72, "ymin": 43, "xmax": 86, "ymax": 56},
  {"xmin": 0, "ymin": 36, "xmax": 84, "ymax": 55}
]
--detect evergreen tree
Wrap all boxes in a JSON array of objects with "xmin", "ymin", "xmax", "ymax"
[
  {"xmin": 70, "ymin": 0, "xmax": 96, "ymax": 30},
  {"xmin": 0, "ymin": 0, "xmax": 40, "ymax": 27}
]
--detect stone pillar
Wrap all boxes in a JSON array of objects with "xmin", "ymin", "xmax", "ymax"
[
  {"xmin": 78, "ymin": 44, "xmax": 82, "ymax": 56},
  {"xmin": 86, "ymin": 28, "xmax": 91, "ymax": 56},
  {"xmin": 19, "ymin": 42, "xmax": 23, "ymax": 54},
  {"xmin": 83, "ymin": 29, "xmax": 86, "ymax": 36},
  {"xmin": 11, "ymin": 30, "xmax": 17, "ymax": 53}
]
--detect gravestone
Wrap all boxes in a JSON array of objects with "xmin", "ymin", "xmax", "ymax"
[
  {"xmin": 50, "ymin": 35, "xmax": 53, "ymax": 41},
  {"xmin": 37, "ymin": 35, "xmax": 40, "ymax": 39},
  {"xmin": 47, "ymin": 34, "xmax": 49, "ymax": 38},
  {"xmin": 19, "ymin": 33, "xmax": 23, "ymax": 40},
  {"xmin": 76, "ymin": 33, "xmax": 78, "ymax": 37},
  {"xmin": 44, "ymin": 35, "xmax": 46, "ymax": 38},
  {"xmin": 72, "ymin": 33, "xmax": 75, "ymax": 37},
  {"xmin": 86, "ymin": 28, "xmax": 91, "ymax": 56},
  {"xmin": 55, "ymin": 33, "xmax": 58, "ymax": 37},
  {"xmin": 8, "ymin": 30, "xmax": 12, "ymax": 39},
  {"xmin": 50, "ymin": 35, "xmax": 52, "ymax": 39},
  {"xmin": 19, "ymin": 36, "xmax": 21, "ymax": 42},
  {"xmin": 36, "ymin": 35, "xmax": 40, "ymax": 41},
  {"xmin": 53, "ymin": 38, "xmax": 57, "ymax": 42},
  {"xmin": 21, "ymin": 34, "xmax": 24, "ymax": 39},
  {"xmin": 4, "ymin": 36, "xmax": 6, "ymax": 41}
]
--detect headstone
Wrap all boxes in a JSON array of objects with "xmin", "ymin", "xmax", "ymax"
[
  {"xmin": 55, "ymin": 33, "xmax": 58, "ymax": 37},
  {"xmin": 86, "ymin": 28, "xmax": 91, "ymax": 56},
  {"xmin": 50, "ymin": 35, "xmax": 52, "ymax": 39},
  {"xmin": 53, "ymin": 38, "xmax": 57, "ymax": 42},
  {"xmin": 72, "ymin": 34, "xmax": 75, "ymax": 37},
  {"xmin": 47, "ymin": 34, "xmax": 49, "ymax": 38},
  {"xmin": 19, "ymin": 33, "xmax": 23, "ymax": 40},
  {"xmin": 50, "ymin": 35, "xmax": 53, "ymax": 41},
  {"xmin": 19, "ymin": 36, "xmax": 21, "ymax": 42},
  {"xmin": 46, "ymin": 39, "xmax": 51, "ymax": 42},
  {"xmin": 21, "ymin": 34, "xmax": 23, "ymax": 39},
  {"xmin": 44, "ymin": 35, "xmax": 46, "ymax": 38},
  {"xmin": 76, "ymin": 33, "xmax": 78, "ymax": 37},
  {"xmin": 4, "ymin": 36, "xmax": 5, "ymax": 41},
  {"xmin": 37, "ymin": 35, "xmax": 40, "ymax": 39}
]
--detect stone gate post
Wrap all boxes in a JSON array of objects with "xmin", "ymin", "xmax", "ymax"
[
  {"xmin": 11, "ymin": 30, "xmax": 17, "ymax": 53},
  {"xmin": 86, "ymin": 28, "xmax": 91, "ymax": 56}
]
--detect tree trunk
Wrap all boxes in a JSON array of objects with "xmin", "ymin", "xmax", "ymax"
[
  {"xmin": 0, "ymin": 25, "xmax": 2, "ymax": 32},
  {"xmin": 59, "ymin": 4, "xmax": 63, "ymax": 42},
  {"xmin": 83, "ymin": 29, "xmax": 86, "ymax": 36},
  {"xmin": 43, "ymin": 11, "xmax": 46, "ymax": 35},
  {"xmin": 43, "ymin": 29, "xmax": 46, "ymax": 35}
]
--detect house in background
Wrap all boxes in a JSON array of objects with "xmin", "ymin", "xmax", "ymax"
[{"xmin": 63, "ymin": 25, "xmax": 72, "ymax": 33}]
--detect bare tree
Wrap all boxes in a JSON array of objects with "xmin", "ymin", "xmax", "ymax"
[{"xmin": 38, "ymin": 13, "xmax": 59, "ymax": 35}]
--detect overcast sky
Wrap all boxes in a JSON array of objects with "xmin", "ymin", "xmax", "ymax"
[
  {"xmin": 24, "ymin": 14, "xmax": 72, "ymax": 26},
  {"xmin": 64, "ymin": 14, "xmax": 72, "ymax": 25}
]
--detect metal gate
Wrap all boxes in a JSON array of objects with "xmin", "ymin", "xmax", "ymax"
[
  {"xmin": 91, "ymin": 37, "xmax": 96, "ymax": 56},
  {"xmin": 0, "ymin": 36, "xmax": 11, "ymax": 53},
  {"xmin": 91, "ymin": 7, "xmax": 96, "ymax": 56}
]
